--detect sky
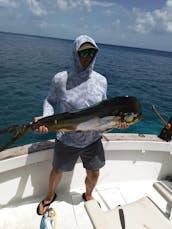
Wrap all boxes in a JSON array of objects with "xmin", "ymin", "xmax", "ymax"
[{"xmin": 0, "ymin": 0, "xmax": 172, "ymax": 51}]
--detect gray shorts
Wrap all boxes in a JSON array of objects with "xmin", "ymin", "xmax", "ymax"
[{"xmin": 53, "ymin": 138, "xmax": 105, "ymax": 172}]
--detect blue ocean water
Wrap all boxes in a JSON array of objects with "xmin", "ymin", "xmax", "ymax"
[{"xmin": 0, "ymin": 32, "xmax": 172, "ymax": 148}]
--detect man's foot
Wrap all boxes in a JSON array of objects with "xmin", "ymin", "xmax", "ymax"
[
  {"xmin": 37, "ymin": 193, "xmax": 57, "ymax": 215},
  {"xmin": 82, "ymin": 193, "xmax": 93, "ymax": 201},
  {"xmin": 82, "ymin": 193, "xmax": 101, "ymax": 207}
]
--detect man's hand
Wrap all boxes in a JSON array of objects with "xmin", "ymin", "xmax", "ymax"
[
  {"xmin": 117, "ymin": 121, "xmax": 128, "ymax": 129},
  {"xmin": 34, "ymin": 116, "xmax": 48, "ymax": 133}
]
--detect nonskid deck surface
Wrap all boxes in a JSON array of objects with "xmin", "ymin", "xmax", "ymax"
[{"xmin": 0, "ymin": 180, "xmax": 168, "ymax": 229}]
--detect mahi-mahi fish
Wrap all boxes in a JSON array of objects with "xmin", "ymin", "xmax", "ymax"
[
  {"xmin": 0, "ymin": 96, "xmax": 142, "ymax": 152},
  {"xmin": 40, "ymin": 208, "xmax": 57, "ymax": 229}
]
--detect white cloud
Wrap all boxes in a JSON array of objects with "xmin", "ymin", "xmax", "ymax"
[
  {"xmin": 55, "ymin": 0, "xmax": 116, "ymax": 11},
  {"xmin": 91, "ymin": 1, "xmax": 115, "ymax": 8},
  {"xmin": 133, "ymin": 0, "xmax": 172, "ymax": 34},
  {"xmin": 56, "ymin": 0, "xmax": 91, "ymax": 10},
  {"xmin": 27, "ymin": 0, "xmax": 47, "ymax": 16},
  {"xmin": 39, "ymin": 20, "xmax": 48, "ymax": 28},
  {"xmin": 104, "ymin": 9, "xmax": 113, "ymax": 15},
  {"xmin": 112, "ymin": 19, "xmax": 120, "ymax": 28},
  {"xmin": 0, "ymin": 0, "xmax": 18, "ymax": 8},
  {"xmin": 133, "ymin": 10, "xmax": 156, "ymax": 34},
  {"xmin": 167, "ymin": 0, "xmax": 172, "ymax": 7},
  {"xmin": 165, "ymin": 21, "xmax": 172, "ymax": 32},
  {"xmin": 56, "ymin": 0, "xmax": 68, "ymax": 10}
]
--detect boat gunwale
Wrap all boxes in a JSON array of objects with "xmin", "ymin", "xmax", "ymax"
[{"xmin": 0, "ymin": 133, "xmax": 171, "ymax": 162}]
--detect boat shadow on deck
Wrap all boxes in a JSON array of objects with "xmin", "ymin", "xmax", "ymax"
[{"xmin": 0, "ymin": 141, "xmax": 88, "ymax": 209}]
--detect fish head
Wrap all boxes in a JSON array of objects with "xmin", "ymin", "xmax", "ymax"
[
  {"xmin": 40, "ymin": 208, "xmax": 57, "ymax": 229},
  {"xmin": 45, "ymin": 208, "xmax": 56, "ymax": 218},
  {"xmin": 108, "ymin": 96, "xmax": 142, "ymax": 125},
  {"xmin": 121, "ymin": 112, "xmax": 141, "ymax": 124}
]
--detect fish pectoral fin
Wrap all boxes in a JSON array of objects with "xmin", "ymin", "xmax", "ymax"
[{"xmin": 60, "ymin": 126, "xmax": 77, "ymax": 131}]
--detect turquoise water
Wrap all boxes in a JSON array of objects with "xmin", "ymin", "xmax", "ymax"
[{"xmin": 0, "ymin": 32, "xmax": 172, "ymax": 148}]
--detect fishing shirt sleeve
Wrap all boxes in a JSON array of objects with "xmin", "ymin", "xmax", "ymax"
[
  {"xmin": 102, "ymin": 77, "xmax": 107, "ymax": 100},
  {"xmin": 43, "ymin": 75, "xmax": 60, "ymax": 117}
]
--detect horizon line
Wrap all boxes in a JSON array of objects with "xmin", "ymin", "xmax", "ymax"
[{"xmin": 0, "ymin": 30, "xmax": 172, "ymax": 54}]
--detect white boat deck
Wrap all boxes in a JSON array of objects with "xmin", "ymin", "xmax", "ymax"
[
  {"xmin": 0, "ymin": 180, "xmax": 169, "ymax": 229},
  {"xmin": 1, "ymin": 133, "xmax": 172, "ymax": 228}
]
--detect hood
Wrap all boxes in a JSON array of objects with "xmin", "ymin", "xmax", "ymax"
[
  {"xmin": 66, "ymin": 35, "xmax": 99, "ymax": 89},
  {"xmin": 72, "ymin": 35, "xmax": 98, "ymax": 76}
]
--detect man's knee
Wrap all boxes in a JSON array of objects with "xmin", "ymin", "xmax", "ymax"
[
  {"xmin": 51, "ymin": 168, "xmax": 63, "ymax": 175},
  {"xmin": 86, "ymin": 170, "xmax": 99, "ymax": 180}
]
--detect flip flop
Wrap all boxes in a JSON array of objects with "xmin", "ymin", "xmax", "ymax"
[
  {"xmin": 82, "ymin": 193, "xmax": 101, "ymax": 208},
  {"xmin": 82, "ymin": 193, "xmax": 88, "ymax": 202},
  {"xmin": 37, "ymin": 193, "xmax": 57, "ymax": 215}
]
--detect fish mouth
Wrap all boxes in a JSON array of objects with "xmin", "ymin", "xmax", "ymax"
[
  {"xmin": 121, "ymin": 112, "xmax": 141, "ymax": 124},
  {"xmin": 45, "ymin": 207, "xmax": 56, "ymax": 217}
]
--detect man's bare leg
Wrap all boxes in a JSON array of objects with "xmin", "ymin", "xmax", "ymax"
[
  {"xmin": 84, "ymin": 169, "xmax": 99, "ymax": 200},
  {"xmin": 38, "ymin": 168, "xmax": 62, "ymax": 214}
]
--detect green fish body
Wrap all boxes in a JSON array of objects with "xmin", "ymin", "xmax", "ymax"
[{"xmin": 0, "ymin": 96, "xmax": 142, "ymax": 151}]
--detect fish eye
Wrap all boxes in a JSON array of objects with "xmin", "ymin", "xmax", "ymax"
[{"xmin": 124, "ymin": 114, "xmax": 134, "ymax": 122}]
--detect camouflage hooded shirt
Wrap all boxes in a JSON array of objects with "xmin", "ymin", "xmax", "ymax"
[{"xmin": 43, "ymin": 35, "xmax": 107, "ymax": 148}]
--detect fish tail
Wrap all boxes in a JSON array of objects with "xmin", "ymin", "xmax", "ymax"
[
  {"xmin": 0, "ymin": 124, "xmax": 31, "ymax": 152},
  {"xmin": 0, "ymin": 125, "xmax": 18, "ymax": 134},
  {"xmin": 0, "ymin": 134, "xmax": 21, "ymax": 152}
]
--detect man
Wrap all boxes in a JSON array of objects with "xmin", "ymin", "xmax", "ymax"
[{"xmin": 36, "ymin": 35, "xmax": 126, "ymax": 215}]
